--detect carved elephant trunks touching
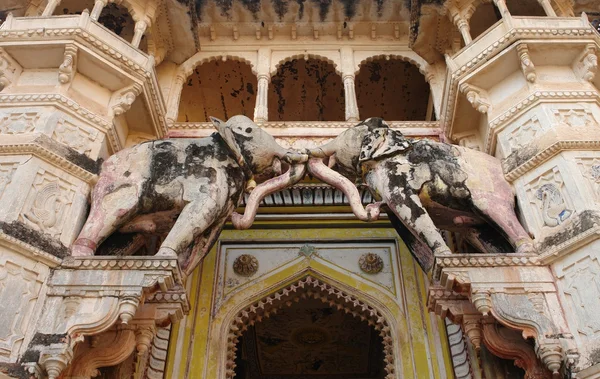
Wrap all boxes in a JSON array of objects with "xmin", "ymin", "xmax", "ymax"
[
  {"xmin": 306, "ymin": 117, "xmax": 535, "ymax": 271},
  {"xmin": 71, "ymin": 115, "xmax": 307, "ymax": 277}
]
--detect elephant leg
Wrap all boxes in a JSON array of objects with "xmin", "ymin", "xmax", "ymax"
[
  {"xmin": 384, "ymin": 190, "xmax": 452, "ymax": 255},
  {"xmin": 72, "ymin": 183, "xmax": 141, "ymax": 256},
  {"xmin": 180, "ymin": 216, "xmax": 228, "ymax": 278},
  {"xmin": 470, "ymin": 197, "xmax": 535, "ymax": 254},
  {"xmin": 156, "ymin": 197, "xmax": 220, "ymax": 257}
]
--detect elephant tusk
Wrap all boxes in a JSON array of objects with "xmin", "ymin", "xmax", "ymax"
[
  {"xmin": 307, "ymin": 158, "xmax": 379, "ymax": 222},
  {"xmin": 231, "ymin": 163, "xmax": 307, "ymax": 229}
]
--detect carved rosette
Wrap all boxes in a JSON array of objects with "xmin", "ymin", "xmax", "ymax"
[
  {"xmin": 233, "ymin": 254, "xmax": 259, "ymax": 276},
  {"xmin": 359, "ymin": 253, "xmax": 384, "ymax": 274}
]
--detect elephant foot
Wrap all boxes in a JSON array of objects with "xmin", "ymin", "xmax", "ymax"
[
  {"xmin": 515, "ymin": 240, "xmax": 536, "ymax": 254},
  {"xmin": 433, "ymin": 246, "xmax": 452, "ymax": 255},
  {"xmin": 71, "ymin": 238, "xmax": 96, "ymax": 257},
  {"xmin": 156, "ymin": 247, "xmax": 178, "ymax": 258}
]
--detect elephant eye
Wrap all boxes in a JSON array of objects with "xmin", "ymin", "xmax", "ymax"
[{"xmin": 245, "ymin": 127, "xmax": 252, "ymax": 133}]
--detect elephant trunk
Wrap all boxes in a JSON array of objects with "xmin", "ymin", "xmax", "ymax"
[
  {"xmin": 305, "ymin": 139, "xmax": 337, "ymax": 158},
  {"xmin": 307, "ymin": 158, "xmax": 380, "ymax": 222},
  {"xmin": 231, "ymin": 163, "xmax": 307, "ymax": 229}
]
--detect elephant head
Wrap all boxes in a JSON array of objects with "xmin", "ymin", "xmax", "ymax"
[
  {"xmin": 306, "ymin": 117, "xmax": 411, "ymax": 180},
  {"xmin": 211, "ymin": 115, "xmax": 307, "ymax": 184},
  {"xmin": 211, "ymin": 115, "xmax": 309, "ymax": 229},
  {"xmin": 304, "ymin": 118, "xmax": 410, "ymax": 222}
]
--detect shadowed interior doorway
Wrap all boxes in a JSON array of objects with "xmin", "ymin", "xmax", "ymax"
[{"xmin": 233, "ymin": 297, "xmax": 386, "ymax": 379}]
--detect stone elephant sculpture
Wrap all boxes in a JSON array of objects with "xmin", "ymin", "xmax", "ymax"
[
  {"xmin": 72, "ymin": 115, "xmax": 307, "ymax": 277},
  {"xmin": 305, "ymin": 118, "xmax": 534, "ymax": 271}
]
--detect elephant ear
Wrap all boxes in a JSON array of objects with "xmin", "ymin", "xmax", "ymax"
[
  {"xmin": 211, "ymin": 116, "xmax": 246, "ymax": 167},
  {"xmin": 359, "ymin": 127, "xmax": 411, "ymax": 163}
]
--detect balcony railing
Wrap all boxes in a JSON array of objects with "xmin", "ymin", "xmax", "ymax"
[
  {"xmin": 451, "ymin": 15, "xmax": 594, "ymax": 71},
  {"xmin": 0, "ymin": 12, "xmax": 152, "ymax": 69}
]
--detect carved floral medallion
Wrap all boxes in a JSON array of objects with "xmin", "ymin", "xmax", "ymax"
[
  {"xmin": 359, "ymin": 253, "xmax": 384, "ymax": 274},
  {"xmin": 233, "ymin": 254, "xmax": 258, "ymax": 276}
]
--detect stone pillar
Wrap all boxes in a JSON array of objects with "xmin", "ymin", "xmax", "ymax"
[
  {"xmin": 254, "ymin": 74, "xmax": 269, "ymax": 122},
  {"xmin": 492, "ymin": 0, "xmax": 512, "ymax": 27},
  {"xmin": 41, "ymin": 0, "xmax": 61, "ymax": 16},
  {"xmin": 166, "ymin": 71, "xmax": 187, "ymax": 123},
  {"xmin": 254, "ymin": 47, "xmax": 271, "ymax": 122},
  {"xmin": 132, "ymin": 20, "xmax": 148, "ymax": 48},
  {"xmin": 340, "ymin": 46, "xmax": 359, "ymax": 122},
  {"xmin": 537, "ymin": 0, "xmax": 557, "ymax": 17},
  {"xmin": 90, "ymin": 0, "xmax": 108, "ymax": 20},
  {"xmin": 448, "ymin": 7, "xmax": 472, "ymax": 45}
]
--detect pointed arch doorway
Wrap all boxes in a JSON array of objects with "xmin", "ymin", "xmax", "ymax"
[{"xmin": 230, "ymin": 276, "xmax": 392, "ymax": 379}]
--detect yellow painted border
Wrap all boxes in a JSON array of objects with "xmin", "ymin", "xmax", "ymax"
[{"xmin": 166, "ymin": 227, "xmax": 453, "ymax": 379}]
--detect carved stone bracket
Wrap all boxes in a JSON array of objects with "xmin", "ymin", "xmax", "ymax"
[
  {"xmin": 459, "ymin": 83, "xmax": 490, "ymax": 113},
  {"xmin": 431, "ymin": 254, "xmax": 576, "ymax": 375},
  {"xmin": 0, "ymin": 47, "xmax": 22, "ymax": 92},
  {"xmin": 517, "ymin": 43, "xmax": 536, "ymax": 83},
  {"xmin": 573, "ymin": 44, "xmax": 598, "ymax": 82},
  {"xmin": 19, "ymin": 256, "xmax": 185, "ymax": 379},
  {"xmin": 58, "ymin": 44, "xmax": 78, "ymax": 84},
  {"xmin": 111, "ymin": 83, "xmax": 143, "ymax": 116},
  {"xmin": 482, "ymin": 317, "xmax": 552, "ymax": 378}
]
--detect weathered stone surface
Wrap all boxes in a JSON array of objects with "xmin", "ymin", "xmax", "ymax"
[{"xmin": 307, "ymin": 118, "xmax": 534, "ymax": 271}]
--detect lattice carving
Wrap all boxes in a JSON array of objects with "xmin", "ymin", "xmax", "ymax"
[
  {"xmin": 0, "ymin": 112, "xmax": 39, "ymax": 134},
  {"xmin": 20, "ymin": 170, "xmax": 76, "ymax": 238},
  {"xmin": 226, "ymin": 276, "xmax": 395, "ymax": 379}
]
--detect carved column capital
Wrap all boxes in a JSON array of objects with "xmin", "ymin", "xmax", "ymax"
[
  {"xmin": 459, "ymin": 83, "xmax": 490, "ymax": 113},
  {"xmin": 39, "ymin": 345, "xmax": 74, "ymax": 379},
  {"xmin": 471, "ymin": 290, "xmax": 492, "ymax": 315}
]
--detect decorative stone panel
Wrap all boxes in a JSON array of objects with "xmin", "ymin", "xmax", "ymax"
[
  {"xmin": 524, "ymin": 167, "xmax": 573, "ymax": 232},
  {"xmin": 0, "ymin": 245, "xmax": 52, "ymax": 363},
  {"xmin": 215, "ymin": 241, "xmax": 400, "ymax": 311}
]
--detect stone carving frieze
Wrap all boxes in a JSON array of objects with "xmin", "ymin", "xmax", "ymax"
[
  {"xmin": 552, "ymin": 108, "xmax": 598, "ymax": 128},
  {"xmin": 0, "ymin": 162, "xmax": 17, "ymax": 200}
]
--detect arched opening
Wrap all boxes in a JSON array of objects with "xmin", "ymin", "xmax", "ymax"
[
  {"xmin": 233, "ymin": 298, "xmax": 386, "ymax": 378},
  {"xmin": 226, "ymin": 276, "xmax": 395, "ymax": 379},
  {"xmin": 470, "ymin": 3, "xmax": 501, "ymax": 40},
  {"xmin": 506, "ymin": 0, "xmax": 546, "ymax": 16},
  {"xmin": 268, "ymin": 58, "xmax": 344, "ymax": 121},
  {"xmin": 470, "ymin": 0, "xmax": 546, "ymax": 40},
  {"xmin": 177, "ymin": 59, "xmax": 257, "ymax": 122},
  {"xmin": 54, "ymin": 0, "xmax": 145, "ymax": 51},
  {"xmin": 355, "ymin": 58, "xmax": 430, "ymax": 121}
]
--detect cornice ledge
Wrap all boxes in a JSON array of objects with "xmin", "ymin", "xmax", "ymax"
[
  {"xmin": 0, "ymin": 142, "xmax": 99, "ymax": 183},
  {"xmin": 538, "ymin": 217, "xmax": 600, "ymax": 265},
  {"xmin": 505, "ymin": 140, "xmax": 600, "ymax": 181},
  {"xmin": 0, "ymin": 230, "xmax": 62, "ymax": 267},
  {"xmin": 169, "ymin": 120, "xmax": 441, "ymax": 130}
]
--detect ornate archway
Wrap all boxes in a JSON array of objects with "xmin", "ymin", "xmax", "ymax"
[{"xmin": 225, "ymin": 275, "xmax": 395, "ymax": 378}]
